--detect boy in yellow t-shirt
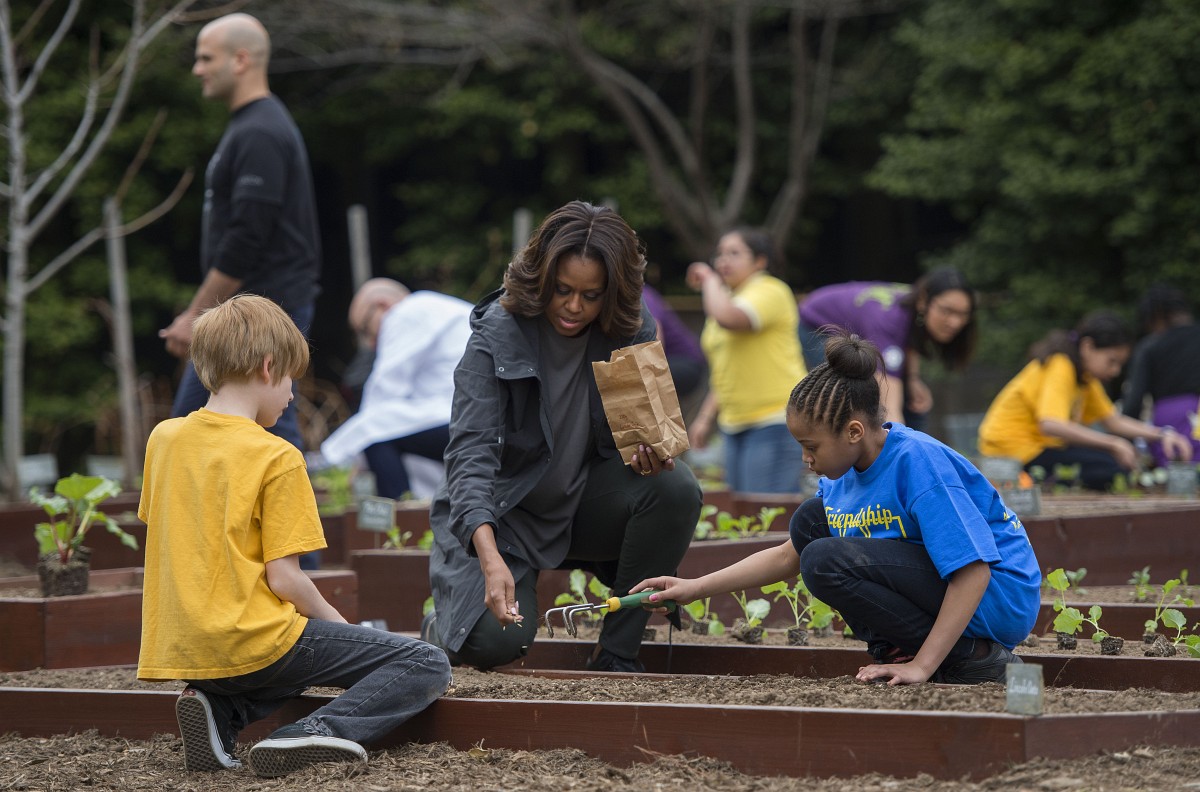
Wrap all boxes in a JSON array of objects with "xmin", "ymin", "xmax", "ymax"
[{"xmin": 138, "ymin": 294, "xmax": 450, "ymax": 778}]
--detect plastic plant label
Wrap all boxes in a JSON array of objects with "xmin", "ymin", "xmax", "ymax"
[
  {"xmin": 1005, "ymin": 662, "xmax": 1043, "ymax": 715},
  {"xmin": 1166, "ymin": 463, "xmax": 1198, "ymax": 498},
  {"xmin": 357, "ymin": 496, "xmax": 396, "ymax": 533},
  {"xmin": 1002, "ymin": 487, "xmax": 1041, "ymax": 517},
  {"xmin": 351, "ymin": 471, "xmax": 378, "ymax": 499}
]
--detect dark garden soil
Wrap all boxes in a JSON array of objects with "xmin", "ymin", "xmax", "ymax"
[{"xmin": 2, "ymin": 667, "xmax": 1200, "ymax": 791}]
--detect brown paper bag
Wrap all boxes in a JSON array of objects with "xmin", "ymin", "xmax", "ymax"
[{"xmin": 592, "ymin": 340, "xmax": 691, "ymax": 465}]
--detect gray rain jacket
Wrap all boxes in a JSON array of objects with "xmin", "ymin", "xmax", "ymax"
[{"xmin": 429, "ymin": 288, "xmax": 654, "ymax": 651}]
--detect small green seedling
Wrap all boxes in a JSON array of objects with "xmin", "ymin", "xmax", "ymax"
[
  {"xmin": 693, "ymin": 504, "xmax": 719, "ymax": 540},
  {"xmin": 731, "ymin": 590, "xmax": 771, "ymax": 629},
  {"xmin": 683, "ymin": 597, "xmax": 725, "ymax": 635},
  {"xmin": 761, "ymin": 574, "xmax": 836, "ymax": 632},
  {"xmin": 1128, "ymin": 566, "xmax": 1152, "ymax": 602},
  {"xmin": 1144, "ymin": 578, "xmax": 1196, "ymax": 636},
  {"xmin": 31, "ymin": 474, "xmax": 138, "ymax": 565},
  {"xmin": 553, "ymin": 570, "xmax": 612, "ymax": 626}
]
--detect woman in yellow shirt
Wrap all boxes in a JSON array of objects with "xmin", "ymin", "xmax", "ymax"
[
  {"xmin": 687, "ymin": 227, "xmax": 807, "ymax": 493},
  {"xmin": 978, "ymin": 311, "xmax": 1192, "ymax": 490}
]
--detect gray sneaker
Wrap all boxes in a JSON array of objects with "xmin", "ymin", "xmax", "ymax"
[
  {"xmin": 247, "ymin": 722, "xmax": 366, "ymax": 778},
  {"xmin": 176, "ymin": 687, "xmax": 241, "ymax": 771},
  {"xmin": 933, "ymin": 639, "xmax": 1021, "ymax": 684}
]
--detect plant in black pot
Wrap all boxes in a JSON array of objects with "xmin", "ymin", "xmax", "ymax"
[{"xmin": 30, "ymin": 474, "xmax": 139, "ymax": 597}]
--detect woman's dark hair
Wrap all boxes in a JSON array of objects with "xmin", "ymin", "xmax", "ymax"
[
  {"xmin": 724, "ymin": 226, "xmax": 783, "ymax": 274},
  {"xmin": 501, "ymin": 201, "xmax": 646, "ymax": 338},
  {"xmin": 901, "ymin": 267, "xmax": 977, "ymax": 370},
  {"xmin": 1029, "ymin": 310, "xmax": 1131, "ymax": 384},
  {"xmin": 787, "ymin": 331, "xmax": 885, "ymax": 433},
  {"xmin": 1136, "ymin": 283, "xmax": 1191, "ymax": 335}
]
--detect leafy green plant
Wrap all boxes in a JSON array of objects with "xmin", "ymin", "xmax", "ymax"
[
  {"xmin": 382, "ymin": 527, "xmax": 434, "ymax": 551},
  {"xmin": 1128, "ymin": 566, "xmax": 1152, "ymax": 603},
  {"xmin": 761, "ymin": 574, "xmax": 835, "ymax": 631},
  {"xmin": 1144, "ymin": 578, "xmax": 1196, "ymax": 637},
  {"xmin": 683, "ymin": 597, "xmax": 725, "ymax": 636},
  {"xmin": 310, "ymin": 466, "xmax": 354, "ymax": 515},
  {"xmin": 30, "ymin": 474, "xmax": 138, "ymax": 564},
  {"xmin": 730, "ymin": 590, "xmax": 770, "ymax": 629},
  {"xmin": 714, "ymin": 506, "xmax": 787, "ymax": 541},
  {"xmin": 692, "ymin": 504, "xmax": 719, "ymax": 540},
  {"xmin": 553, "ymin": 570, "xmax": 611, "ymax": 626}
]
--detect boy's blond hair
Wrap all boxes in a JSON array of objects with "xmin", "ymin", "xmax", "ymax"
[{"xmin": 191, "ymin": 294, "xmax": 309, "ymax": 392}]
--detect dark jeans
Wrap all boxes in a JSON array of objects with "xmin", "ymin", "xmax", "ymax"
[
  {"xmin": 188, "ymin": 619, "xmax": 450, "ymax": 745},
  {"xmin": 363, "ymin": 425, "xmax": 451, "ymax": 499},
  {"xmin": 452, "ymin": 454, "xmax": 702, "ymax": 669},
  {"xmin": 171, "ymin": 302, "xmax": 314, "ymax": 452},
  {"xmin": 789, "ymin": 497, "xmax": 975, "ymax": 663},
  {"xmin": 1026, "ymin": 446, "xmax": 1123, "ymax": 491}
]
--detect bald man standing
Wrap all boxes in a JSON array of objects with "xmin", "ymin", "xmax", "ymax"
[
  {"xmin": 161, "ymin": 13, "xmax": 321, "ymax": 451},
  {"xmin": 321, "ymin": 279, "xmax": 472, "ymax": 498}
]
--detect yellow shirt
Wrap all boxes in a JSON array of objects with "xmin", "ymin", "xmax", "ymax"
[
  {"xmin": 701, "ymin": 272, "xmax": 807, "ymax": 430},
  {"xmin": 978, "ymin": 354, "xmax": 1115, "ymax": 463},
  {"xmin": 137, "ymin": 409, "xmax": 327, "ymax": 680}
]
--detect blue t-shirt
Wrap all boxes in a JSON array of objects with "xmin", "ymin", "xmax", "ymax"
[{"xmin": 808, "ymin": 423, "xmax": 1041, "ymax": 647}]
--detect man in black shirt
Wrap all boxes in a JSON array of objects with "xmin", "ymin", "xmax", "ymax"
[{"xmin": 161, "ymin": 12, "xmax": 321, "ymax": 451}]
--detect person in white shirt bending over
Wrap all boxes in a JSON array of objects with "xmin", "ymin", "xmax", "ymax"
[{"xmin": 321, "ymin": 278, "xmax": 472, "ymax": 498}]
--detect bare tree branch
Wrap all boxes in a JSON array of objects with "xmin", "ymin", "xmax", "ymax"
[
  {"xmin": 15, "ymin": 0, "xmax": 79, "ymax": 104},
  {"xmin": 26, "ymin": 168, "xmax": 194, "ymax": 294}
]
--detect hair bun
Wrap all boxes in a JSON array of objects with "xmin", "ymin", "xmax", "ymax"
[{"xmin": 823, "ymin": 330, "xmax": 881, "ymax": 381}]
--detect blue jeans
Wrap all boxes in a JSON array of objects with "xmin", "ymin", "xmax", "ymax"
[
  {"xmin": 171, "ymin": 303, "xmax": 314, "ymax": 452},
  {"xmin": 722, "ymin": 423, "xmax": 806, "ymax": 494},
  {"xmin": 363, "ymin": 425, "xmax": 451, "ymax": 500},
  {"xmin": 789, "ymin": 497, "xmax": 975, "ymax": 662},
  {"xmin": 188, "ymin": 619, "xmax": 450, "ymax": 745}
]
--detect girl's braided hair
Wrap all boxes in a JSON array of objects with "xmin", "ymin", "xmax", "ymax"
[{"xmin": 788, "ymin": 330, "xmax": 886, "ymax": 433}]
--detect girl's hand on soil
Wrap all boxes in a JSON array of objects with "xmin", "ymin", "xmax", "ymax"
[
  {"xmin": 480, "ymin": 556, "xmax": 521, "ymax": 625},
  {"xmin": 855, "ymin": 660, "xmax": 931, "ymax": 687},
  {"xmin": 631, "ymin": 444, "xmax": 674, "ymax": 477},
  {"xmin": 632, "ymin": 576, "xmax": 699, "ymax": 611}
]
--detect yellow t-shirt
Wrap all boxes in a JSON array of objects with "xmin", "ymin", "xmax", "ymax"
[
  {"xmin": 978, "ymin": 353, "xmax": 1115, "ymax": 463},
  {"xmin": 701, "ymin": 271, "xmax": 807, "ymax": 430},
  {"xmin": 136, "ymin": 409, "xmax": 327, "ymax": 680}
]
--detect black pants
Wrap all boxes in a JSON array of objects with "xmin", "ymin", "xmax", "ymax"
[
  {"xmin": 453, "ymin": 454, "xmax": 701, "ymax": 669},
  {"xmin": 789, "ymin": 497, "xmax": 976, "ymax": 662}
]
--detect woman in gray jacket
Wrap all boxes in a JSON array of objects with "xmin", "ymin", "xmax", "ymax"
[{"xmin": 423, "ymin": 201, "xmax": 702, "ymax": 672}]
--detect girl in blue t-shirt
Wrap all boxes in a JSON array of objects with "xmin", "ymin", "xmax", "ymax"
[{"xmin": 636, "ymin": 331, "xmax": 1041, "ymax": 685}]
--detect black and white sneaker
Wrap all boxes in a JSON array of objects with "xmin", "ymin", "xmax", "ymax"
[
  {"xmin": 176, "ymin": 687, "xmax": 241, "ymax": 771},
  {"xmin": 247, "ymin": 722, "xmax": 367, "ymax": 778}
]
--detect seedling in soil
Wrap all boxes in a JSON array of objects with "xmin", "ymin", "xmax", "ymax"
[
  {"xmin": 761, "ymin": 575, "xmax": 833, "ymax": 645},
  {"xmin": 31, "ymin": 474, "xmax": 138, "ymax": 565},
  {"xmin": 712, "ymin": 507, "xmax": 787, "ymax": 541},
  {"xmin": 683, "ymin": 598, "xmax": 725, "ymax": 636},
  {"xmin": 1129, "ymin": 566, "xmax": 1152, "ymax": 603},
  {"xmin": 730, "ymin": 590, "xmax": 770, "ymax": 644},
  {"xmin": 692, "ymin": 504, "xmax": 719, "ymax": 540},
  {"xmin": 1143, "ymin": 578, "xmax": 1196, "ymax": 638},
  {"xmin": 553, "ymin": 570, "xmax": 611, "ymax": 627},
  {"xmin": 383, "ymin": 527, "xmax": 433, "ymax": 550}
]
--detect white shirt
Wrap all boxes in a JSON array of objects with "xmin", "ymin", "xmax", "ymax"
[{"xmin": 321, "ymin": 291, "xmax": 472, "ymax": 466}]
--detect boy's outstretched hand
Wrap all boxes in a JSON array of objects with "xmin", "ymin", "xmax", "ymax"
[{"xmin": 631, "ymin": 576, "xmax": 702, "ymax": 611}]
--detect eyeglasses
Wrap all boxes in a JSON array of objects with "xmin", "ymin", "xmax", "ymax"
[{"xmin": 928, "ymin": 300, "xmax": 972, "ymax": 321}]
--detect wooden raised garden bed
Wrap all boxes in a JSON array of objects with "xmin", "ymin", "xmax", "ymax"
[
  {"xmin": 0, "ymin": 568, "xmax": 358, "ymax": 672},
  {"xmin": 1, "ymin": 666, "xmax": 1197, "ymax": 781}
]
